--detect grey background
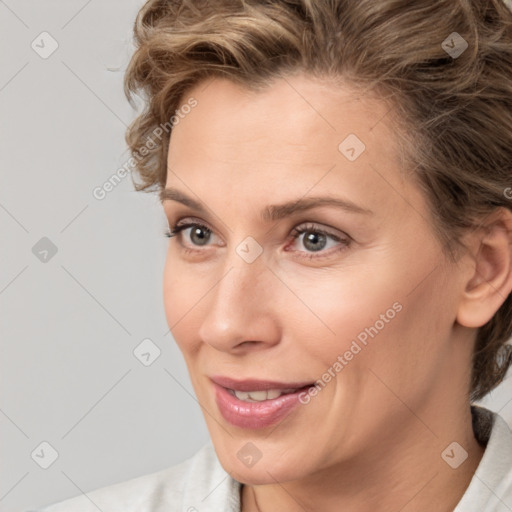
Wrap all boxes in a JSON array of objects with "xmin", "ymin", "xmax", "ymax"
[{"xmin": 0, "ymin": 1, "xmax": 511, "ymax": 511}]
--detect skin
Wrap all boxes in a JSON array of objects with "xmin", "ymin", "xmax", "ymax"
[{"xmin": 161, "ymin": 72, "xmax": 512, "ymax": 511}]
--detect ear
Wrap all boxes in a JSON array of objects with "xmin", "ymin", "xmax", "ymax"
[{"xmin": 456, "ymin": 207, "xmax": 512, "ymax": 328}]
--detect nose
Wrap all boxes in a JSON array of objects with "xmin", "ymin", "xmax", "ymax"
[{"xmin": 197, "ymin": 249, "xmax": 281, "ymax": 353}]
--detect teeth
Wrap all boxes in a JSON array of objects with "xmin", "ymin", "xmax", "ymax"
[
  {"xmin": 234, "ymin": 391, "xmax": 250, "ymax": 400},
  {"xmin": 247, "ymin": 390, "xmax": 268, "ymax": 401},
  {"xmin": 266, "ymin": 389, "xmax": 282, "ymax": 400},
  {"xmin": 232, "ymin": 389, "xmax": 296, "ymax": 402}
]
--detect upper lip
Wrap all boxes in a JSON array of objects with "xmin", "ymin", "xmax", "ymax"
[{"xmin": 210, "ymin": 375, "xmax": 314, "ymax": 391}]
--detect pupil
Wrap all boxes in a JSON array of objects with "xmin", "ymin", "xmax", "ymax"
[
  {"xmin": 191, "ymin": 227, "xmax": 210, "ymax": 246},
  {"xmin": 304, "ymin": 231, "xmax": 326, "ymax": 252}
]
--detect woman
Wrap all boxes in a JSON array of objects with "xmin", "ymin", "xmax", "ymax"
[{"xmin": 37, "ymin": 0, "xmax": 512, "ymax": 510}]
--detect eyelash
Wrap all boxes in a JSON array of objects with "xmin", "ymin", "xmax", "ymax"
[{"xmin": 164, "ymin": 221, "xmax": 351, "ymax": 260}]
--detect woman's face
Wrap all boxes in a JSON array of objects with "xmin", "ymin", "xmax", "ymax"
[{"xmin": 162, "ymin": 73, "xmax": 470, "ymax": 483}]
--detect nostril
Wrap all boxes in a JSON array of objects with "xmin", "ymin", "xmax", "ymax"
[{"xmin": 235, "ymin": 340, "xmax": 262, "ymax": 349}]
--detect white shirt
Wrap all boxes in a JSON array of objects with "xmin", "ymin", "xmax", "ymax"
[{"xmin": 32, "ymin": 405, "xmax": 512, "ymax": 512}]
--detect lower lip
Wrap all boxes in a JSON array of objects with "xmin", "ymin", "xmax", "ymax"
[{"xmin": 213, "ymin": 383, "xmax": 307, "ymax": 429}]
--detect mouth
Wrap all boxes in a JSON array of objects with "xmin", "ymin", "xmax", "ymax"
[
  {"xmin": 227, "ymin": 387, "xmax": 305, "ymax": 401},
  {"xmin": 210, "ymin": 376, "xmax": 315, "ymax": 429}
]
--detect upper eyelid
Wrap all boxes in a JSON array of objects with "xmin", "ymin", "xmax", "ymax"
[
  {"xmin": 171, "ymin": 218, "xmax": 343, "ymax": 235},
  {"xmin": 291, "ymin": 223, "xmax": 348, "ymax": 239},
  {"xmin": 171, "ymin": 219, "xmax": 216, "ymax": 235},
  {"xmin": 169, "ymin": 218, "xmax": 214, "ymax": 235}
]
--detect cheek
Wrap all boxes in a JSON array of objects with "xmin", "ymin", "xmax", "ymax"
[
  {"xmin": 280, "ymin": 267, "xmax": 401, "ymax": 363},
  {"xmin": 162, "ymin": 258, "xmax": 178, "ymax": 324},
  {"xmin": 288, "ymin": 259, "xmax": 448, "ymax": 393},
  {"xmin": 162, "ymin": 256, "xmax": 202, "ymax": 352}
]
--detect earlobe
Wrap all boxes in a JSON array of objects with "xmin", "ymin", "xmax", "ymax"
[{"xmin": 456, "ymin": 207, "xmax": 512, "ymax": 328}]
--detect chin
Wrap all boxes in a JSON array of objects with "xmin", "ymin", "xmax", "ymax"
[
  {"xmin": 223, "ymin": 456, "xmax": 307, "ymax": 486},
  {"xmin": 211, "ymin": 432, "xmax": 315, "ymax": 485}
]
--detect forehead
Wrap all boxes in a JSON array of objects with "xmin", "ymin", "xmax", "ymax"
[
  {"xmin": 169, "ymin": 74, "xmax": 397, "ymax": 167},
  {"xmin": 164, "ymin": 73, "xmax": 426, "ymax": 232}
]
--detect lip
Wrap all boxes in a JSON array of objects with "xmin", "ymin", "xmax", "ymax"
[
  {"xmin": 211, "ymin": 376, "xmax": 314, "ymax": 392},
  {"xmin": 210, "ymin": 376, "xmax": 314, "ymax": 429}
]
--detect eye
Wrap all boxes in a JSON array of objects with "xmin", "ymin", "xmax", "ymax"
[
  {"xmin": 165, "ymin": 221, "xmax": 219, "ymax": 248},
  {"xmin": 165, "ymin": 220, "xmax": 351, "ymax": 259},
  {"xmin": 287, "ymin": 223, "xmax": 350, "ymax": 258}
]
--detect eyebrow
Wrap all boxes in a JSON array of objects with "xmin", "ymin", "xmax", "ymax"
[{"xmin": 160, "ymin": 187, "xmax": 373, "ymax": 221}]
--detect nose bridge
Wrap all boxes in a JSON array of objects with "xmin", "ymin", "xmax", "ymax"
[
  {"xmin": 198, "ymin": 244, "xmax": 275, "ymax": 349},
  {"xmin": 213, "ymin": 246, "xmax": 267, "ymax": 317}
]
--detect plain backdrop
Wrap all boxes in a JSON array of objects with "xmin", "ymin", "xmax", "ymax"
[{"xmin": 1, "ymin": 1, "xmax": 511, "ymax": 511}]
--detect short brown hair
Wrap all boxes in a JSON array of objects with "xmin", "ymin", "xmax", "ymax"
[{"xmin": 124, "ymin": 0, "xmax": 512, "ymax": 401}]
